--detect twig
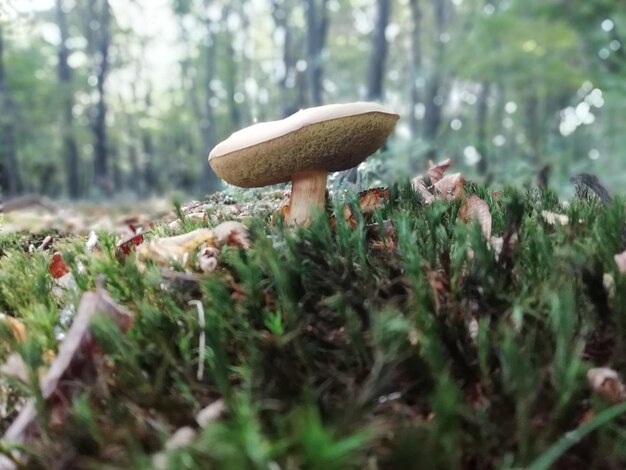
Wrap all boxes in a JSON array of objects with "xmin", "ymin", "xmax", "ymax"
[{"xmin": 188, "ymin": 300, "xmax": 206, "ymax": 381}]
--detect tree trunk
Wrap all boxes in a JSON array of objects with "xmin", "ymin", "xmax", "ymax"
[
  {"xmin": 341, "ymin": 0, "xmax": 391, "ymax": 185},
  {"xmin": 0, "ymin": 26, "xmax": 21, "ymax": 197},
  {"xmin": 476, "ymin": 82, "xmax": 491, "ymax": 175},
  {"xmin": 224, "ymin": 6, "xmax": 241, "ymax": 131},
  {"xmin": 366, "ymin": 0, "xmax": 391, "ymax": 102},
  {"xmin": 525, "ymin": 94, "xmax": 541, "ymax": 170},
  {"xmin": 271, "ymin": 0, "xmax": 298, "ymax": 117},
  {"xmin": 304, "ymin": 0, "xmax": 329, "ymax": 106},
  {"xmin": 90, "ymin": 0, "xmax": 112, "ymax": 194},
  {"xmin": 56, "ymin": 0, "xmax": 81, "ymax": 198},
  {"xmin": 200, "ymin": 1, "xmax": 221, "ymax": 194},
  {"xmin": 408, "ymin": 0, "xmax": 422, "ymax": 138},
  {"xmin": 423, "ymin": 0, "xmax": 447, "ymax": 160},
  {"xmin": 142, "ymin": 88, "xmax": 156, "ymax": 195}
]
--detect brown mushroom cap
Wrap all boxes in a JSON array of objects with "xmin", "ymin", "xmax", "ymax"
[{"xmin": 208, "ymin": 102, "xmax": 399, "ymax": 188}]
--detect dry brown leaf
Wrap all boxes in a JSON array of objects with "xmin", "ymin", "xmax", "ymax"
[
  {"xmin": 587, "ymin": 367, "xmax": 626, "ymax": 404},
  {"xmin": 459, "ymin": 195, "xmax": 492, "ymax": 238},
  {"xmin": 424, "ymin": 264, "xmax": 448, "ymax": 313},
  {"xmin": 137, "ymin": 223, "xmax": 250, "ymax": 272},
  {"xmin": 434, "ymin": 173, "xmax": 465, "ymax": 201},
  {"xmin": 411, "ymin": 158, "xmax": 456, "ymax": 205},
  {"xmin": 0, "ymin": 314, "xmax": 27, "ymax": 343},
  {"xmin": 136, "ymin": 228, "xmax": 217, "ymax": 270},
  {"xmin": 1, "ymin": 289, "xmax": 133, "ymax": 469},
  {"xmin": 541, "ymin": 210, "xmax": 569, "ymax": 226},
  {"xmin": 410, "ymin": 176, "xmax": 435, "ymax": 205},
  {"xmin": 213, "ymin": 221, "xmax": 251, "ymax": 249},
  {"xmin": 197, "ymin": 245, "xmax": 220, "ymax": 273},
  {"xmin": 358, "ymin": 187, "xmax": 388, "ymax": 214},
  {"xmin": 428, "ymin": 158, "xmax": 452, "ymax": 184},
  {"xmin": 271, "ymin": 204, "xmax": 291, "ymax": 225},
  {"xmin": 615, "ymin": 250, "xmax": 626, "ymax": 273},
  {"xmin": 578, "ymin": 408, "xmax": 595, "ymax": 426}
]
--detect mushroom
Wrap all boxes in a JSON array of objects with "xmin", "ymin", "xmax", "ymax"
[{"xmin": 208, "ymin": 102, "xmax": 399, "ymax": 226}]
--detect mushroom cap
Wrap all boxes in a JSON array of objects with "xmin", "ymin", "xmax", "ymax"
[{"xmin": 208, "ymin": 102, "xmax": 399, "ymax": 188}]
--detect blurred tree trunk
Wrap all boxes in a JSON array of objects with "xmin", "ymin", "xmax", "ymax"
[
  {"xmin": 525, "ymin": 94, "xmax": 540, "ymax": 170},
  {"xmin": 224, "ymin": 5, "xmax": 241, "ymax": 131},
  {"xmin": 408, "ymin": 0, "xmax": 422, "ymax": 138},
  {"xmin": 56, "ymin": 0, "xmax": 81, "ymax": 198},
  {"xmin": 111, "ymin": 146, "xmax": 122, "ymax": 190},
  {"xmin": 124, "ymin": 84, "xmax": 141, "ymax": 194},
  {"xmin": 423, "ymin": 0, "xmax": 448, "ymax": 160},
  {"xmin": 366, "ymin": 0, "xmax": 391, "ymax": 102},
  {"xmin": 341, "ymin": 0, "xmax": 391, "ymax": 184},
  {"xmin": 0, "ymin": 26, "xmax": 21, "ymax": 197},
  {"xmin": 200, "ymin": 0, "xmax": 221, "ymax": 194},
  {"xmin": 304, "ymin": 0, "xmax": 329, "ymax": 106},
  {"xmin": 88, "ymin": 0, "xmax": 112, "ymax": 195},
  {"xmin": 272, "ymin": 0, "xmax": 298, "ymax": 116},
  {"xmin": 476, "ymin": 82, "xmax": 491, "ymax": 175},
  {"xmin": 142, "ymin": 88, "xmax": 156, "ymax": 195}
]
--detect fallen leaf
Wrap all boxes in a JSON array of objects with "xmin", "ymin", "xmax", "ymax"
[
  {"xmin": 49, "ymin": 252, "xmax": 70, "ymax": 279},
  {"xmin": 0, "ymin": 314, "xmax": 27, "ymax": 342},
  {"xmin": 587, "ymin": 367, "xmax": 626, "ymax": 404},
  {"xmin": 271, "ymin": 204, "xmax": 291, "ymax": 226},
  {"xmin": 212, "ymin": 221, "xmax": 251, "ymax": 249},
  {"xmin": 116, "ymin": 224, "xmax": 145, "ymax": 257},
  {"xmin": 1, "ymin": 288, "xmax": 133, "ymax": 467},
  {"xmin": 459, "ymin": 195, "xmax": 492, "ymax": 238},
  {"xmin": 136, "ymin": 228, "xmax": 217, "ymax": 270},
  {"xmin": 366, "ymin": 220, "xmax": 396, "ymax": 250},
  {"xmin": 358, "ymin": 187, "xmax": 389, "ymax": 213},
  {"xmin": 339, "ymin": 187, "xmax": 389, "ymax": 228},
  {"xmin": 197, "ymin": 245, "xmax": 220, "ymax": 273},
  {"xmin": 434, "ymin": 173, "xmax": 465, "ymax": 201},
  {"xmin": 410, "ymin": 176, "xmax": 435, "ymax": 205},
  {"xmin": 423, "ymin": 262, "xmax": 448, "ymax": 313},
  {"xmin": 428, "ymin": 158, "xmax": 452, "ymax": 184},
  {"xmin": 541, "ymin": 210, "xmax": 569, "ymax": 226}
]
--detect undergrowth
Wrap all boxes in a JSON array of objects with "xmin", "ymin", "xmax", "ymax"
[{"xmin": 1, "ymin": 181, "xmax": 626, "ymax": 469}]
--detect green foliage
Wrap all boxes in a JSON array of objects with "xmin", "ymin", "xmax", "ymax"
[{"xmin": 2, "ymin": 0, "xmax": 626, "ymax": 198}]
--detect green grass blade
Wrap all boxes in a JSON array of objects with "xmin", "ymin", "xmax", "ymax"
[{"xmin": 526, "ymin": 402, "xmax": 626, "ymax": 470}]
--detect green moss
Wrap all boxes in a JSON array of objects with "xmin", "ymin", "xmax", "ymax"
[{"xmin": 1, "ymin": 184, "xmax": 626, "ymax": 468}]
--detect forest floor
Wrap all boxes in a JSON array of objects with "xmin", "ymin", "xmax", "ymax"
[{"xmin": 1, "ymin": 164, "xmax": 626, "ymax": 469}]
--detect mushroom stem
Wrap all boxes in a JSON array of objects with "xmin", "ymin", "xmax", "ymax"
[{"xmin": 286, "ymin": 170, "xmax": 328, "ymax": 226}]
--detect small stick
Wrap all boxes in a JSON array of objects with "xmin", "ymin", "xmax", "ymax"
[
  {"xmin": 188, "ymin": 300, "xmax": 206, "ymax": 381},
  {"xmin": 38, "ymin": 235, "xmax": 53, "ymax": 251}
]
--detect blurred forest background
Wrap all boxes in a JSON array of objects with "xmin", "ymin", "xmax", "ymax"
[{"xmin": 0, "ymin": 0, "xmax": 624, "ymax": 200}]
